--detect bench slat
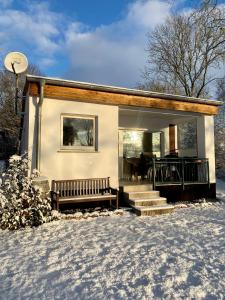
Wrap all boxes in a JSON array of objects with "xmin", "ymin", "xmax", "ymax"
[
  {"xmin": 51, "ymin": 177, "xmax": 118, "ymax": 210},
  {"xmin": 65, "ymin": 181, "xmax": 67, "ymax": 197},
  {"xmin": 59, "ymin": 194, "xmax": 116, "ymax": 201},
  {"xmin": 52, "ymin": 178, "xmax": 114, "ymax": 196},
  {"xmin": 78, "ymin": 181, "xmax": 80, "ymax": 196},
  {"xmin": 58, "ymin": 194, "xmax": 116, "ymax": 204}
]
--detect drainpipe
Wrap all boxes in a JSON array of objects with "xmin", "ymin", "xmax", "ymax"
[{"xmin": 36, "ymin": 79, "xmax": 45, "ymax": 171}]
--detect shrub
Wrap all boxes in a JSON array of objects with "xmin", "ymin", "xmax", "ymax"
[{"xmin": 0, "ymin": 154, "xmax": 53, "ymax": 230}]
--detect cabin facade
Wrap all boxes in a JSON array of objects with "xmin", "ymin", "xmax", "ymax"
[{"xmin": 21, "ymin": 75, "xmax": 221, "ymax": 205}]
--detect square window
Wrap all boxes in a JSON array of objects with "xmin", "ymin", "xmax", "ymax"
[{"xmin": 61, "ymin": 115, "xmax": 97, "ymax": 151}]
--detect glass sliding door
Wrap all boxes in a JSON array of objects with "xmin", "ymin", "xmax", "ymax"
[
  {"xmin": 122, "ymin": 130, "xmax": 162, "ymax": 158},
  {"xmin": 123, "ymin": 130, "xmax": 143, "ymax": 158},
  {"xmin": 119, "ymin": 129, "xmax": 163, "ymax": 180}
]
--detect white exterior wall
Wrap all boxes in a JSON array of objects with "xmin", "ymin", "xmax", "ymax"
[
  {"xmin": 21, "ymin": 95, "xmax": 38, "ymax": 172},
  {"xmin": 28, "ymin": 96, "xmax": 38, "ymax": 171},
  {"xmin": 119, "ymin": 114, "xmax": 170, "ymax": 131},
  {"xmin": 23, "ymin": 95, "xmax": 216, "ymax": 187},
  {"xmin": 27, "ymin": 97, "xmax": 119, "ymax": 188},
  {"xmin": 197, "ymin": 115, "xmax": 216, "ymax": 183},
  {"xmin": 20, "ymin": 96, "xmax": 29, "ymax": 154}
]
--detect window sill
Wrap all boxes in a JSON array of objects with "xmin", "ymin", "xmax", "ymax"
[{"xmin": 57, "ymin": 149, "xmax": 99, "ymax": 153}]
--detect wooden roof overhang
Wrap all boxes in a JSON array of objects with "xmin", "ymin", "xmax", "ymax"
[{"xmin": 25, "ymin": 75, "xmax": 222, "ymax": 115}]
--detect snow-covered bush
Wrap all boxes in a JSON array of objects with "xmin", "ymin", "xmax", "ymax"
[{"xmin": 0, "ymin": 154, "xmax": 53, "ymax": 230}]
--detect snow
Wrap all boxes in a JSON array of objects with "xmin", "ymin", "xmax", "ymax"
[
  {"xmin": 0, "ymin": 160, "xmax": 6, "ymax": 172},
  {"xmin": 216, "ymin": 179, "xmax": 225, "ymax": 201},
  {"xmin": 1, "ymin": 181, "xmax": 225, "ymax": 299}
]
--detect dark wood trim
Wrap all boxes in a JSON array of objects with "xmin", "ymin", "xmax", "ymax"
[
  {"xmin": 156, "ymin": 183, "xmax": 216, "ymax": 202},
  {"xmin": 28, "ymin": 83, "xmax": 219, "ymax": 115},
  {"xmin": 169, "ymin": 124, "xmax": 176, "ymax": 154},
  {"xmin": 29, "ymin": 82, "xmax": 39, "ymax": 96}
]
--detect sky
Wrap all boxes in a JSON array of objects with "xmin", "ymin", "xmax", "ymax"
[{"xmin": 0, "ymin": 0, "xmax": 225, "ymax": 88}]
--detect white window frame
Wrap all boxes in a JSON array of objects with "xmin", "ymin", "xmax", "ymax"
[{"xmin": 60, "ymin": 114, "xmax": 97, "ymax": 152}]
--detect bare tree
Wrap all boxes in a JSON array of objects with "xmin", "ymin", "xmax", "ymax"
[
  {"xmin": 143, "ymin": 0, "xmax": 225, "ymax": 98},
  {"xmin": 137, "ymin": 79, "xmax": 172, "ymax": 94},
  {"xmin": 215, "ymin": 78, "xmax": 225, "ymax": 179},
  {"xmin": 0, "ymin": 64, "xmax": 42, "ymax": 146},
  {"xmin": 216, "ymin": 78, "xmax": 225, "ymax": 127}
]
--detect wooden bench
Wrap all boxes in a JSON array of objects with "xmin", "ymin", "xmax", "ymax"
[{"xmin": 51, "ymin": 177, "xmax": 118, "ymax": 210}]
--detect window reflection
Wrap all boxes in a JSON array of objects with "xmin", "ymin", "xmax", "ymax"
[
  {"xmin": 177, "ymin": 120, "xmax": 197, "ymax": 156},
  {"xmin": 63, "ymin": 117, "xmax": 94, "ymax": 147},
  {"xmin": 123, "ymin": 130, "xmax": 162, "ymax": 158}
]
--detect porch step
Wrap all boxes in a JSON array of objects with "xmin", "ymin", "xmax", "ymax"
[
  {"xmin": 128, "ymin": 197, "xmax": 167, "ymax": 206},
  {"xmin": 122, "ymin": 184, "xmax": 174, "ymax": 216},
  {"xmin": 125, "ymin": 190, "xmax": 160, "ymax": 199},
  {"xmin": 123, "ymin": 184, "xmax": 153, "ymax": 193},
  {"xmin": 132, "ymin": 204, "xmax": 175, "ymax": 216}
]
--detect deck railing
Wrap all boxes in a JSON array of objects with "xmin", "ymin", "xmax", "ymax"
[{"xmin": 150, "ymin": 157, "xmax": 209, "ymax": 190}]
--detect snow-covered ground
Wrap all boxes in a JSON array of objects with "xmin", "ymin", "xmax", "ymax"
[{"xmin": 1, "ymin": 181, "xmax": 225, "ymax": 300}]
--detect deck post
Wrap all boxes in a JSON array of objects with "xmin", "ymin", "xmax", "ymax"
[
  {"xmin": 182, "ymin": 159, "xmax": 185, "ymax": 191},
  {"xmin": 153, "ymin": 158, "xmax": 156, "ymax": 190},
  {"xmin": 207, "ymin": 159, "xmax": 210, "ymax": 189}
]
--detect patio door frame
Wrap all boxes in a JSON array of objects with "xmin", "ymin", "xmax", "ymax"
[{"xmin": 118, "ymin": 128, "xmax": 164, "ymax": 181}]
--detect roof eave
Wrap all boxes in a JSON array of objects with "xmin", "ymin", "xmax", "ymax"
[{"xmin": 26, "ymin": 74, "xmax": 223, "ymax": 106}]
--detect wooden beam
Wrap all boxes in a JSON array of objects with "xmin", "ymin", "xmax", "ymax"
[
  {"xmin": 169, "ymin": 124, "xmax": 176, "ymax": 154},
  {"xmin": 28, "ymin": 83, "xmax": 219, "ymax": 115},
  {"xmin": 29, "ymin": 82, "xmax": 39, "ymax": 96}
]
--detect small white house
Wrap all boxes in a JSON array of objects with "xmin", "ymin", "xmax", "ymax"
[{"xmin": 21, "ymin": 75, "xmax": 222, "ymax": 202}]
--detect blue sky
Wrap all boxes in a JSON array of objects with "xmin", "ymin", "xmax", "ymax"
[{"xmin": 0, "ymin": 0, "xmax": 225, "ymax": 88}]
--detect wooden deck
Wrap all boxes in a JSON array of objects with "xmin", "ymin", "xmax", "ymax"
[{"xmin": 120, "ymin": 157, "xmax": 209, "ymax": 191}]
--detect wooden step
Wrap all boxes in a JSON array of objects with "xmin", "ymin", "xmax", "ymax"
[
  {"xmin": 122, "ymin": 184, "xmax": 153, "ymax": 193},
  {"xmin": 128, "ymin": 197, "xmax": 167, "ymax": 207},
  {"xmin": 125, "ymin": 191, "xmax": 160, "ymax": 199},
  {"xmin": 132, "ymin": 205, "xmax": 174, "ymax": 216}
]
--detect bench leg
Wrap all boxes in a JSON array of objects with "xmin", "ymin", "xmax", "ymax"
[
  {"xmin": 110, "ymin": 199, "xmax": 112, "ymax": 208},
  {"xmin": 52, "ymin": 199, "xmax": 57, "ymax": 210}
]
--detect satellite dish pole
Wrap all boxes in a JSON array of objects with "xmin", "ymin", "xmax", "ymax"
[
  {"xmin": 11, "ymin": 62, "xmax": 19, "ymax": 114},
  {"xmin": 4, "ymin": 52, "xmax": 29, "ymax": 114}
]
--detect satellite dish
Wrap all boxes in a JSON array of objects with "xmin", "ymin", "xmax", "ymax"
[
  {"xmin": 3, "ymin": 52, "xmax": 29, "ymax": 115},
  {"xmin": 4, "ymin": 51, "xmax": 28, "ymax": 74}
]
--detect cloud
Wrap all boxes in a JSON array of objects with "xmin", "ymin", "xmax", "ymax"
[
  {"xmin": 126, "ymin": 0, "xmax": 171, "ymax": 28},
  {"xmin": 0, "ymin": 2, "xmax": 63, "ymax": 70},
  {"xmin": 0, "ymin": 0, "xmax": 173, "ymax": 87},
  {"xmin": 64, "ymin": 0, "xmax": 172, "ymax": 87}
]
